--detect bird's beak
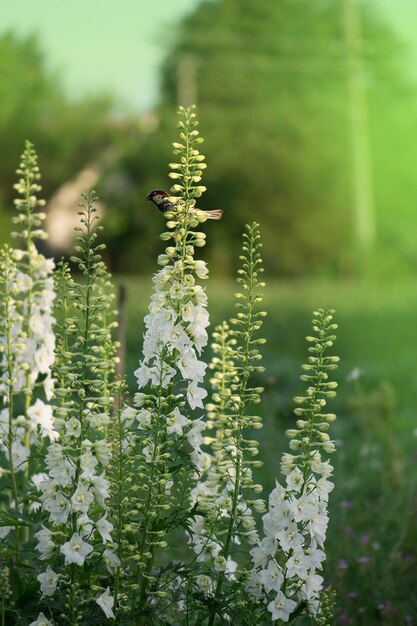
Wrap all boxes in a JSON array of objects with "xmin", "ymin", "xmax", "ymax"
[{"xmin": 145, "ymin": 193, "xmax": 151, "ymax": 201}]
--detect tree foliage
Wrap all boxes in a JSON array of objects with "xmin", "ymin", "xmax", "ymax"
[
  {"xmin": 0, "ymin": 32, "xmax": 116, "ymax": 247},
  {"xmin": 103, "ymin": 0, "xmax": 417, "ymax": 277}
]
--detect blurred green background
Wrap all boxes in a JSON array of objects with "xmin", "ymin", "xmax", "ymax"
[
  {"xmin": 1, "ymin": 0, "xmax": 417, "ymax": 279},
  {"xmin": 2, "ymin": 0, "xmax": 417, "ymax": 623}
]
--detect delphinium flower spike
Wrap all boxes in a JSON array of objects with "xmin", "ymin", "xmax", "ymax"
[
  {"xmin": 35, "ymin": 194, "xmax": 119, "ymax": 625},
  {"xmin": 188, "ymin": 222, "xmax": 267, "ymax": 624},
  {"xmin": 113, "ymin": 105, "xmax": 213, "ymax": 622},
  {"xmin": 250, "ymin": 309, "xmax": 339, "ymax": 623},
  {"xmin": 11, "ymin": 141, "xmax": 56, "ymax": 449},
  {"xmin": 0, "ymin": 142, "xmax": 56, "ymax": 551}
]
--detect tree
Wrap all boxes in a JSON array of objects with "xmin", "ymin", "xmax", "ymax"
[
  {"xmin": 0, "ymin": 32, "xmax": 116, "ymax": 246},
  {"xmin": 107, "ymin": 0, "xmax": 417, "ymax": 277}
]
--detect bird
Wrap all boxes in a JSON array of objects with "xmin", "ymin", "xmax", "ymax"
[{"xmin": 145, "ymin": 189, "xmax": 223, "ymax": 220}]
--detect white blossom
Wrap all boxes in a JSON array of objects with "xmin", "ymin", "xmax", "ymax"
[
  {"xmin": 71, "ymin": 484, "xmax": 94, "ymax": 513},
  {"xmin": 96, "ymin": 587, "xmax": 115, "ymax": 619},
  {"xmin": 60, "ymin": 533, "xmax": 93, "ymax": 566},
  {"xmin": 267, "ymin": 592, "xmax": 297, "ymax": 622},
  {"xmin": 29, "ymin": 613, "xmax": 54, "ymax": 626},
  {"xmin": 187, "ymin": 379, "xmax": 207, "ymax": 410},
  {"xmin": 103, "ymin": 548, "xmax": 121, "ymax": 571},
  {"xmin": 96, "ymin": 514, "xmax": 113, "ymax": 544},
  {"xmin": 167, "ymin": 407, "xmax": 190, "ymax": 436},
  {"xmin": 286, "ymin": 466, "xmax": 304, "ymax": 492},
  {"xmin": 27, "ymin": 399, "xmax": 57, "ymax": 441},
  {"xmin": 93, "ymin": 440, "xmax": 111, "ymax": 465},
  {"xmin": 35, "ymin": 526, "xmax": 55, "ymax": 559},
  {"xmin": 65, "ymin": 417, "xmax": 81, "ymax": 439},
  {"xmin": 193, "ymin": 260, "xmax": 209, "ymax": 280},
  {"xmin": 37, "ymin": 566, "xmax": 59, "ymax": 597},
  {"xmin": 44, "ymin": 491, "xmax": 70, "ymax": 525},
  {"xmin": 258, "ymin": 560, "xmax": 284, "ymax": 594}
]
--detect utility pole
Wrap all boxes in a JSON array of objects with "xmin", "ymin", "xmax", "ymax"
[{"xmin": 342, "ymin": 0, "xmax": 376, "ymax": 258}]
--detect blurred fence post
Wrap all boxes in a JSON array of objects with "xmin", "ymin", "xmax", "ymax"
[{"xmin": 343, "ymin": 0, "xmax": 376, "ymax": 261}]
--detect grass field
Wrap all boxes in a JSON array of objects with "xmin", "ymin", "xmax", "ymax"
[
  {"xmin": 118, "ymin": 276, "xmax": 417, "ymax": 624},
  {"xmin": 121, "ymin": 277, "xmax": 417, "ymax": 432}
]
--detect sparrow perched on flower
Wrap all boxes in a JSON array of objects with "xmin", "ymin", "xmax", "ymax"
[{"xmin": 145, "ymin": 189, "xmax": 223, "ymax": 220}]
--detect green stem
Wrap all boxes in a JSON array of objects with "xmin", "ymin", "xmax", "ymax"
[
  {"xmin": 7, "ymin": 387, "xmax": 19, "ymax": 558},
  {"xmin": 22, "ymin": 164, "xmax": 34, "ymax": 537},
  {"xmin": 300, "ymin": 317, "xmax": 326, "ymax": 487},
  {"xmin": 70, "ymin": 563, "xmax": 77, "ymax": 626},
  {"xmin": 23, "ymin": 379, "xmax": 31, "ymax": 544},
  {"xmin": 5, "ymin": 267, "xmax": 20, "ymax": 557},
  {"xmin": 114, "ymin": 388, "xmax": 125, "ymax": 613},
  {"xmin": 64, "ymin": 202, "xmax": 96, "ymax": 623},
  {"xmin": 132, "ymin": 360, "xmax": 169, "ymax": 617}
]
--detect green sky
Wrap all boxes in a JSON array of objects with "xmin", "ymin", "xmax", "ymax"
[{"xmin": 1, "ymin": 0, "xmax": 416, "ymax": 111}]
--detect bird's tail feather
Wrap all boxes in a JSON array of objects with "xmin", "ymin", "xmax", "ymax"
[{"xmin": 202, "ymin": 209, "xmax": 223, "ymax": 220}]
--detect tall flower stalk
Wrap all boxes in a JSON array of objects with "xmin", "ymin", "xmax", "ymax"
[
  {"xmin": 114, "ymin": 105, "xmax": 211, "ymax": 623},
  {"xmin": 0, "ymin": 142, "xmax": 56, "ymax": 551},
  {"xmin": 251, "ymin": 309, "xmax": 339, "ymax": 623},
  {"xmin": 12, "ymin": 142, "xmax": 56, "ymax": 477},
  {"xmin": 35, "ymin": 194, "xmax": 119, "ymax": 625},
  {"xmin": 189, "ymin": 222, "xmax": 266, "ymax": 625},
  {"xmin": 0, "ymin": 247, "xmax": 27, "ymax": 551}
]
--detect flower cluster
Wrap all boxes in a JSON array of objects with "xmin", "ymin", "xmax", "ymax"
[
  {"xmin": 251, "ymin": 309, "xmax": 339, "ymax": 622},
  {"xmin": 35, "ymin": 195, "xmax": 119, "ymax": 625},
  {"xmin": 0, "ymin": 111, "xmax": 343, "ymax": 626},
  {"xmin": 11, "ymin": 141, "xmax": 56, "ymax": 419},
  {"xmin": 189, "ymin": 223, "xmax": 267, "ymax": 623},
  {"xmin": 11, "ymin": 246, "xmax": 55, "ymax": 401},
  {"xmin": 135, "ymin": 250, "xmax": 209, "ymax": 418},
  {"xmin": 0, "ymin": 245, "xmax": 56, "ymax": 477},
  {"xmin": 132, "ymin": 106, "xmax": 210, "ymax": 462},
  {"xmin": 0, "ymin": 247, "xmax": 28, "ymax": 514}
]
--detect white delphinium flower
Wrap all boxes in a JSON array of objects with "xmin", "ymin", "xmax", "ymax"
[
  {"xmin": 268, "ymin": 592, "xmax": 298, "ymax": 622},
  {"xmin": 96, "ymin": 513, "xmax": 113, "ymax": 544},
  {"xmin": 29, "ymin": 613, "xmax": 54, "ymax": 626},
  {"xmin": 167, "ymin": 407, "xmax": 190, "ymax": 436},
  {"xmin": 65, "ymin": 417, "xmax": 81, "ymax": 439},
  {"xmin": 96, "ymin": 587, "xmax": 115, "ymax": 619},
  {"xmin": 196, "ymin": 574, "xmax": 214, "ymax": 597},
  {"xmin": 37, "ymin": 566, "xmax": 59, "ymax": 597},
  {"xmin": 71, "ymin": 484, "xmax": 95, "ymax": 513},
  {"xmin": 252, "ymin": 309, "xmax": 339, "ymax": 623},
  {"xmin": 35, "ymin": 526, "xmax": 55, "ymax": 560},
  {"xmin": 103, "ymin": 548, "xmax": 121, "ymax": 571},
  {"xmin": 27, "ymin": 399, "xmax": 58, "ymax": 441},
  {"xmin": 60, "ymin": 533, "xmax": 94, "ymax": 566},
  {"xmin": 31, "ymin": 471, "xmax": 48, "ymax": 512},
  {"xmin": 43, "ymin": 491, "xmax": 71, "ymax": 524}
]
